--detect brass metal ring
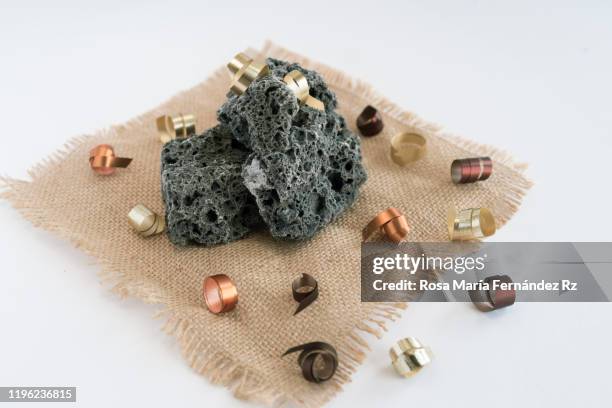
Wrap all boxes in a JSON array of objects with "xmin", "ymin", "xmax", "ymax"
[
  {"xmin": 283, "ymin": 70, "xmax": 310, "ymax": 103},
  {"xmin": 389, "ymin": 337, "xmax": 432, "ymax": 377},
  {"xmin": 282, "ymin": 70, "xmax": 325, "ymax": 111},
  {"xmin": 127, "ymin": 204, "xmax": 165, "ymax": 237},
  {"xmin": 227, "ymin": 52, "xmax": 270, "ymax": 96},
  {"xmin": 390, "ymin": 132, "xmax": 427, "ymax": 166},
  {"xmin": 203, "ymin": 274, "xmax": 238, "ymax": 314},
  {"xmin": 156, "ymin": 114, "xmax": 196, "ymax": 144},
  {"xmin": 447, "ymin": 207, "xmax": 496, "ymax": 241},
  {"xmin": 227, "ymin": 53, "xmax": 252, "ymax": 76}
]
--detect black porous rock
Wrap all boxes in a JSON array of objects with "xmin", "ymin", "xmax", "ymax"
[
  {"xmin": 161, "ymin": 125, "xmax": 262, "ymax": 246},
  {"xmin": 162, "ymin": 57, "xmax": 366, "ymax": 244},
  {"xmin": 217, "ymin": 58, "xmax": 337, "ymax": 153},
  {"xmin": 217, "ymin": 74, "xmax": 299, "ymax": 152},
  {"xmin": 218, "ymin": 58, "xmax": 367, "ymax": 240},
  {"xmin": 242, "ymin": 110, "xmax": 367, "ymax": 240}
]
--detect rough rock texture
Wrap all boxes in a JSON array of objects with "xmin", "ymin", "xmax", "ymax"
[
  {"xmin": 161, "ymin": 125, "xmax": 262, "ymax": 246},
  {"xmin": 242, "ymin": 118, "xmax": 366, "ymax": 239},
  {"xmin": 217, "ymin": 58, "xmax": 337, "ymax": 153},
  {"xmin": 219, "ymin": 58, "xmax": 367, "ymax": 240},
  {"xmin": 162, "ymin": 58, "xmax": 366, "ymax": 245}
]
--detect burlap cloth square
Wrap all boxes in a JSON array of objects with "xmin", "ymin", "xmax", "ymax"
[{"xmin": 0, "ymin": 42, "xmax": 531, "ymax": 406}]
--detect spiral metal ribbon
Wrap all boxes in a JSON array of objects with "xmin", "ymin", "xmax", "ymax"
[
  {"xmin": 451, "ymin": 157, "xmax": 493, "ymax": 184},
  {"xmin": 292, "ymin": 273, "xmax": 319, "ymax": 315},
  {"xmin": 283, "ymin": 70, "xmax": 325, "ymax": 111},
  {"xmin": 282, "ymin": 342, "xmax": 338, "ymax": 383},
  {"xmin": 390, "ymin": 132, "xmax": 427, "ymax": 166},
  {"xmin": 389, "ymin": 337, "xmax": 432, "ymax": 378},
  {"xmin": 362, "ymin": 208, "xmax": 410, "ymax": 243},
  {"xmin": 227, "ymin": 52, "xmax": 270, "ymax": 95},
  {"xmin": 356, "ymin": 105, "xmax": 384, "ymax": 137},
  {"xmin": 447, "ymin": 207, "xmax": 496, "ymax": 241},
  {"xmin": 156, "ymin": 114, "xmax": 196, "ymax": 144},
  {"xmin": 469, "ymin": 274, "xmax": 516, "ymax": 312},
  {"xmin": 89, "ymin": 144, "xmax": 132, "ymax": 175},
  {"xmin": 127, "ymin": 204, "xmax": 165, "ymax": 237}
]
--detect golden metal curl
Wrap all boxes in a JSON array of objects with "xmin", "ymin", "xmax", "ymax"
[
  {"xmin": 128, "ymin": 204, "xmax": 165, "ymax": 237},
  {"xmin": 447, "ymin": 207, "xmax": 496, "ymax": 241},
  {"xmin": 390, "ymin": 132, "xmax": 427, "ymax": 166},
  {"xmin": 227, "ymin": 52, "xmax": 270, "ymax": 95},
  {"xmin": 390, "ymin": 337, "xmax": 432, "ymax": 377},
  {"xmin": 283, "ymin": 70, "xmax": 324, "ymax": 111},
  {"xmin": 156, "ymin": 114, "xmax": 196, "ymax": 144}
]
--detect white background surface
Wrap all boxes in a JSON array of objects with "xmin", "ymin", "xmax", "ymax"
[{"xmin": 1, "ymin": 1, "xmax": 611, "ymax": 407}]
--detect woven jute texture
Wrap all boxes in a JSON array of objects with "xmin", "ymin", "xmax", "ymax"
[{"xmin": 0, "ymin": 42, "xmax": 531, "ymax": 406}]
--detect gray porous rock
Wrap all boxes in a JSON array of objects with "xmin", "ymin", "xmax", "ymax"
[
  {"xmin": 242, "ymin": 116, "xmax": 367, "ymax": 239},
  {"xmin": 218, "ymin": 58, "xmax": 367, "ymax": 240},
  {"xmin": 217, "ymin": 58, "xmax": 337, "ymax": 153},
  {"xmin": 161, "ymin": 125, "xmax": 262, "ymax": 246},
  {"xmin": 163, "ymin": 58, "xmax": 366, "ymax": 245}
]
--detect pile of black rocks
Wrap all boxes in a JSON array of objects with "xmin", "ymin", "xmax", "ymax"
[{"xmin": 161, "ymin": 58, "xmax": 367, "ymax": 246}]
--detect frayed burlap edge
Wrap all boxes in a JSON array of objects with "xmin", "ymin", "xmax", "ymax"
[{"xmin": 0, "ymin": 41, "xmax": 531, "ymax": 407}]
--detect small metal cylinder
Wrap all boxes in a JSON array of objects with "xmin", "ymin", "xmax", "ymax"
[
  {"xmin": 362, "ymin": 208, "xmax": 410, "ymax": 243},
  {"xmin": 203, "ymin": 274, "xmax": 238, "ymax": 314},
  {"xmin": 128, "ymin": 204, "xmax": 165, "ymax": 237},
  {"xmin": 227, "ymin": 52, "xmax": 252, "ymax": 75},
  {"xmin": 292, "ymin": 273, "xmax": 319, "ymax": 315},
  {"xmin": 282, "ymin": 70, "xmax": 325, "ymax": 111},
  {"xmin": 156, "ymin": 114, "xmax": 196, "ymax": 144},
  {"xmin": 390, "ymin": 132, "xmax": 427, "ymax": 166},
  {"xmin": 227, "ymin": 52, "xmax": 270, "ymax": 95},
  {"xmin": 469, "ymin": 274, "xmax": 516, "ymax": 312},
  {"xmin": 89, "ymin": 144, "xmax": 132, "ymax": 175},
  {"xmin": 356, "ymin": 105, "xmax": 384, "ymax": 137},
  {"xmin": 448, "ymin": 207, "xmax": 496, "ymax": 241},
  {"xmin": 451, "ymin": 157, "xmax": 493, "ymax": 184},
  {"xmin": 282, "ymin": 342, "xmax": 338, "ymax": 383},
  {"xmin": 283, "ymin": 70, "xmax": 310, "ymax": 103},
  {"xmin": 389, "ymin": 337, "xmax": 432, "ymax": 377}
]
